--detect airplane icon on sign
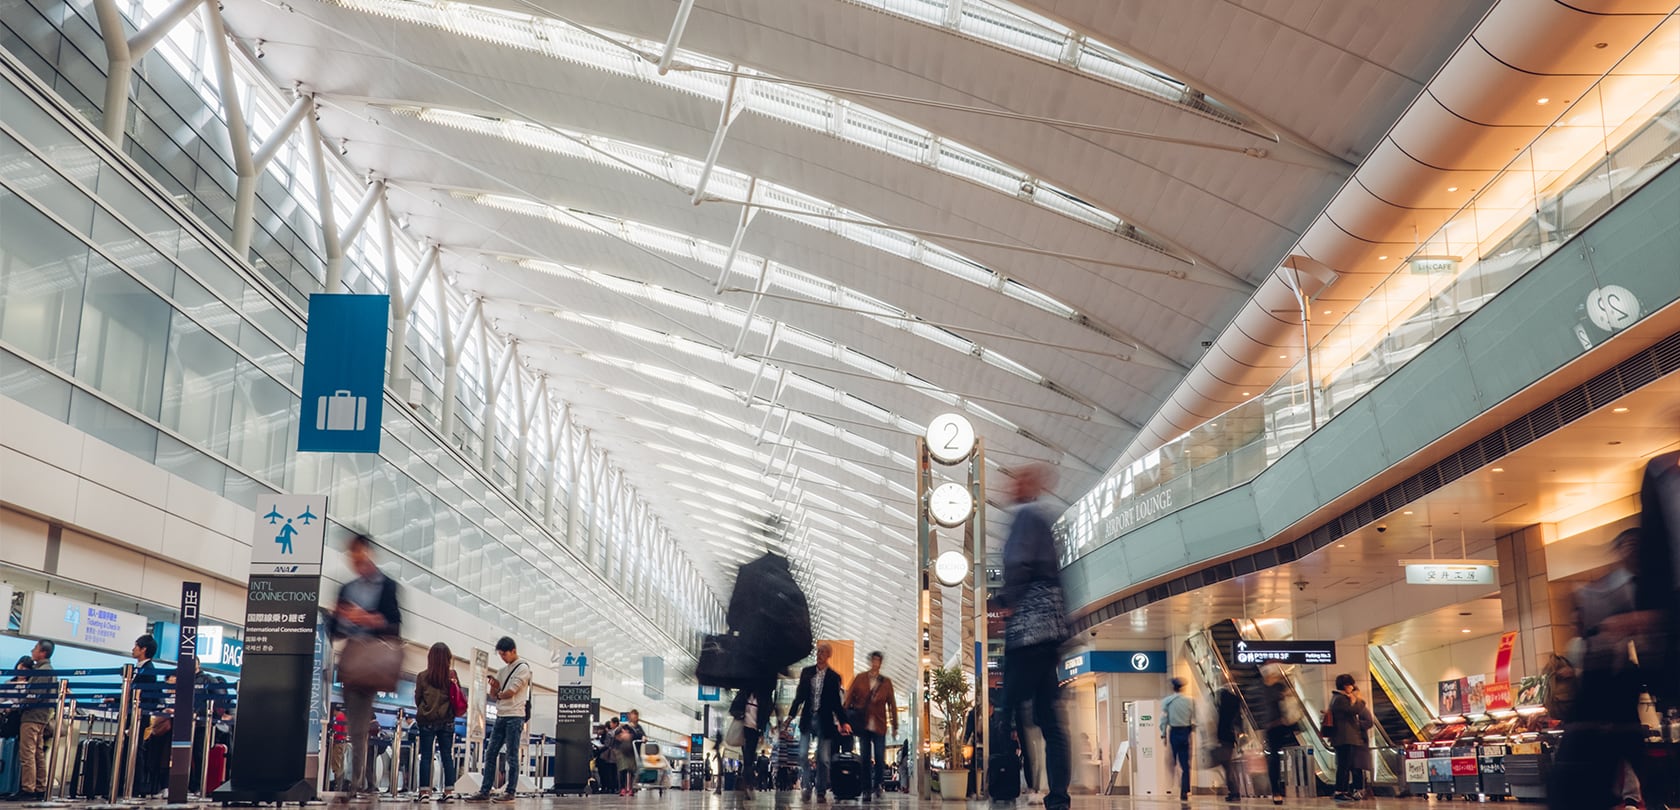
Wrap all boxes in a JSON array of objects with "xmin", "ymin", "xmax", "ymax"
[
  {"xmin": 263, "ymin": 506, "xmax": 285, "ymax": 525},
  {"xmin": 297, "ymin": 507, "xmax": 319, "ymax": 525}
]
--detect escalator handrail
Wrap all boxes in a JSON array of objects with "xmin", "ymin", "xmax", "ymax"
[
  {"xmin": 1235, "ymin": 619, "xmax": 1339, "ymax": 788},
  {"xmin": 1367, "ymin": 651, "xmax": 1426, "ymax": 742},
  {"xmin": 1370, "ymin": 644, "xmax": 1437, "ymax": 737}
]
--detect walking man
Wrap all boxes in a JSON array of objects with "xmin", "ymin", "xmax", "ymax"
[
  {"xmin": 785, "ymin": 641, "xmax": 849, "ymax": 803},
  {"xmin": 998, "ymin": 464, "xmax": 1072, "ymax": 810},
  {"xmin": 1161, "ymin": 677, "xmax": 1195, "ymax": 801},
  {"xmin": 468, "ymin": 637, "xmax": 531, "ymax": 803},
  {"xmin": 844, "ymin": 651, "xmax": 899, "ymax": 799}
]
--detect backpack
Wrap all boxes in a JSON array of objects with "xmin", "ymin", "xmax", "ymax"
[{"xmin": 1542, "ymin": 654, "xmax": 1577, "ymax": 721}]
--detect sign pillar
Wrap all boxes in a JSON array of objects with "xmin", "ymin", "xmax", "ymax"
[
  {"xmin": 168, "ymin": 582, "xmax": 201, "ymax": 803},
  {"xmin": 216, "ymin": 494, "xmax": 328, "ymax": 803},
  {"xmin": 549, "ymin": 646, "xmax": 593, "ymax": 794}
]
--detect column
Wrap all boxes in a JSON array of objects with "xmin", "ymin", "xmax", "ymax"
[{"xmin": 1495, "ymin": 524, "xmax": 1568, "ymax": 681}]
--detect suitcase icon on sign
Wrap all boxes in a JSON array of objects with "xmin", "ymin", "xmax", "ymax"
[{"xmin": 317, "ymin": 390, "xmax": 367, "ymax": 432}]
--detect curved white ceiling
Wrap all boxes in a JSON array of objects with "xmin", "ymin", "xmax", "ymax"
[{"xmin": 222, "ymin": 0, "xmax": 1500, "ymax": 677}]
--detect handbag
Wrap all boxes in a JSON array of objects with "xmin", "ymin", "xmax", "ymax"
[
  {"xmin": 448, "ymin": 677, "xmax": 468, "ymax": 718},
  {"xmin": 1004, "ymin": 580, "xmax": 1068, "ymax": 649},
  {"xmin": 338, "ymin": 635, "xmax": 403, "ymax": 692},
  {"xmin": 724, "ymin": 718, "xmax": 745, "ymax": 749}
]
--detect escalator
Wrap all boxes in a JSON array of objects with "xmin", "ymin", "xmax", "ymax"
[
  {"xmin": 1369, "ymin": 644, "xmax": 1432, "ymax": 745},
  {"xmin": 1368, "ymin": 674, "xmax": 1415, "ymax": 745}
]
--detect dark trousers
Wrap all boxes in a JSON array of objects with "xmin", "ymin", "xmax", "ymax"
[
  {"xmin": 417, "ymin": 723, "xmax": 457, "ymax": 792},
  {"xmin": 740, "ymin": 727, "xmax": 762, "ymax": 791},
  {"xmin": 858, "ymin": 731, "xmax": 885, "ymax": 795},
  {"xmin": 1549, "ymin": 666, "xmax": 1647, "ymax": 810},
  {"xmin": 1265, "ymin": 726, "xmax": 1294, "ymax": 798},
  {"xmin": 1216, "ymin": 743, "xmax": 1243, "ymax": 798},
  {"xmin": 1167, "ymin": 727, "xmax": 1192, "ymax": 797},
  {"xmin": 1002, "ymin": 642, "xmax": 1070, "ymax": 810},
  {"xmin": 1334, "ymin": 744, "xmax": 1365, "ymax": 794}
]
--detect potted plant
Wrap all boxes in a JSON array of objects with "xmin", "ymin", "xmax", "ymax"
[{"xmin": 929, "ymin": 665, "xmax": 974, "ymax": 801}]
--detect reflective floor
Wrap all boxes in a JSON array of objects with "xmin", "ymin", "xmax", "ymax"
[{"xmin": 13, "ymin": 792, "xmax": 1452, "ymax": 810}]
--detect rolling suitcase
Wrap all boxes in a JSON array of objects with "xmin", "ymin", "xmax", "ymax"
[
  {"xmin": 987, "ymin": 747, "xmax": 1021, "ymax": 801},
  {"xmin": 0, "ymin": 737, "xmax": 20, "ymax": 796},
  {"xmin": 206, "ymin": 744, "xmax": 228, "ymax": 792},
  {"xmin": 829, "ymin": 737, "xmax": 865, "ymax": 801}
]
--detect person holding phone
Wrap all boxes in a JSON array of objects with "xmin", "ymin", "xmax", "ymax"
[{"xmin": 466, "ymin": 638, "xmax": 530, "ymax": 803}]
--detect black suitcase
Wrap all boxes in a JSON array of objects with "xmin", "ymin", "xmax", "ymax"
[
  {"xmin": 70, "ymin": 738, "xmax": 114, "ymax": 798},
  {"xmin": 830, "ymin": 738, "xmax": 866, "ymax": 802},
  {"xmin": 987, "ymin": 748, "xmax": 1021, "ymax": 801}
]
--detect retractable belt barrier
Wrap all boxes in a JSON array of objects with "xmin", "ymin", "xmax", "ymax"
[{"xmin": 1, "ymin": 666, "xmax": 233, "ymax": 801}]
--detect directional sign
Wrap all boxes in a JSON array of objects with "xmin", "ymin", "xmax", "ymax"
[
  {"xmin": 297, "ymin": 294, "xmax": 388, "ymax": 453},
  {"xmin": 250, "ymin": 494, "xmax": 327, "ymax": 575},
  {"xmin": 1231, "ymin": 639, "xmax": 1337, "ymax": 665},
  {"xmin": 552, "ymin": 646, "xmax": 593, "ymax": 688}
]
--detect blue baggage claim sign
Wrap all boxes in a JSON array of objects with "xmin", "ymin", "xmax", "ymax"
[{"xmin": 297, "ymin": 294, "xmax": 389, "ymax": 453}]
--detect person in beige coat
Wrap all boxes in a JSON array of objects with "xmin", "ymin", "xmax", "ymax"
[{"xmin": 844, "ymin": 652, "xmax": 899, "ymax": 799}]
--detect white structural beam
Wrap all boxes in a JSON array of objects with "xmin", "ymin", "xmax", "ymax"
[
  {"xmin": 690, "ymin": 67, "xmax": 743, "ymax": 206},
  {"xmin": 711, "ymin": 177, "xmax": 758, "ymax": 294},
  {"xmin": 440, "ymin": 298, "xmax": 482, "ymax": 440},
  {"xmin": 91, "ymin": 0, "xmax": 203, "ymax": 144},
  {"xmin": 654, "ymin": 0, "xmax": 695, "ymax": 75}
]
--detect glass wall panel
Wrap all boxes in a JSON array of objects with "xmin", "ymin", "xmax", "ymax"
[
  {"xmin": 0, "ymin": 187, "xmax": 87, "ymax": 372},
  {"xmin": 76, "ymin": 254, "xmax": 169, "ymax": 416}
]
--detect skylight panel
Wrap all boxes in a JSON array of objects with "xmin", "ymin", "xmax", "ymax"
[
  {"xmin": 935, "ymin": 141, "xmax": 1024, "ymax": 195},
  {"xmin": 957, "ymin": 1, "xmax": 1064, "ymax": 62}
]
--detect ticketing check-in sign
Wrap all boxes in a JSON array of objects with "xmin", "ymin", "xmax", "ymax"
[{"xmin": 297, "ymin": 294, "xmax": 389, "ymax": 453}]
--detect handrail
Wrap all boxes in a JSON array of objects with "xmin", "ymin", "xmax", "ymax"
[{"xmin": 1369, "ymin": 645, "xmax": 1432, "ymax": 739}]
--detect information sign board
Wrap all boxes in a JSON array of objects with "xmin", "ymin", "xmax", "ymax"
[
  {"xmin": 1230, "ymin": 639, "xmax": 1336, "ymax": 665},
  {"xmin": 297, "ymin": 294, "xmax": 388, "ymax": 453}
]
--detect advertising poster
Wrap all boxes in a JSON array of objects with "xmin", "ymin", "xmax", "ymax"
[
  {"xmin": 1404, "ymin": 758, "xmax": 1428, "ymax": 783},
  {"xmin": 1438, "ymin": 678, "xmax": 1467, "ymax": 716},
  {"xmin": 1516, "ymin": 676, "xmax": 1545, "ymax": 707},
  {"xmin": 1484, "ymin": 681, "xmax": 1513, "ymax": 712},
  {"xmin": 1466, "ymin": 674, "xmax": 1487, "ymax": 715}
]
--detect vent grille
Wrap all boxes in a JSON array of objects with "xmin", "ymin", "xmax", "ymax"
[{"xmin": 1072, "ymin": 329, "xmax": 1680, "ymax": 633}]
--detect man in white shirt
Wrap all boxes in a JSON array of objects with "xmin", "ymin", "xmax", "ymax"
[{"xmin": 468, "ymin": 637, "xmax": 531, "ymax": 803}]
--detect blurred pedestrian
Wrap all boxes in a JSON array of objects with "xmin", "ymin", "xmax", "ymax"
[
  {"xmin": 329, "ymin": 535, "xmax": 403, "ymax": 800},
  {"xmin": 1212, "ymin": 679, "xmax": 1244, "ymax": 802},
  {"xmin": 998, "ymin": 463, "xmax": 1071, "ymax": 810}
]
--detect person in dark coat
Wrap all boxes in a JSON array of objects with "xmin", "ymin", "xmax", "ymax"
[
  {"xmin": 1328, "ymin": 673, "xmax": 1370, "ymax": 801},
  {"xmin": 1213, "ymin": 682, "xmax": 1245, "ymax": 801},
  {"xmin": 784, "ymin": 643, "xmax": 850, "ymax": 802}
]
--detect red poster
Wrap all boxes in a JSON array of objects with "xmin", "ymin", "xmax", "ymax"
[
  {"xmin": 1495, "ymin": 631, "xmax": 1517, "ymax": 684},
  {"xmin": 1485, "ymin": 681, "xmax": 1513, "ymax": 711},
  {"xmin": 1451, "ymin": 757, "xmax": 1479, "ymax": 777}
]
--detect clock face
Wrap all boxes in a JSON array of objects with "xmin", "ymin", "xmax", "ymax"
[
  {"xmin": 933, "ymin": 550, "xmax": 969, "ymax": 587},
  {"xmin": 925, "ymin": 413, "xmax": 976, "ymax": 465},
  {"xmin": 928, "ymin": 481, "xmax": 974, "ymax": 528}
]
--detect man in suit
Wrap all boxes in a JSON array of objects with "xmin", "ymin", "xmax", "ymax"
[{"xmin": 784, "ymin": 642, "xmax": 850, "ymax": 803}]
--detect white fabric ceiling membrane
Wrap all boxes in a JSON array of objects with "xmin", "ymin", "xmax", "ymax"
[{"xmin": 221, "ymin": 0, "xmax": 1497, "ymax": 677}]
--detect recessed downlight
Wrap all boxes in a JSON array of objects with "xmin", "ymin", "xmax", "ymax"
[
  {"xmin": 1378, "ymin": 255, "xmax": 1389, "ymax": 260},
  {"xmin": 1612, "ymin": 407, "xmax": 1629, "ymax": 413},
  {"xmin": 1462, "ymin": 628, "xmax": 1473, "ymax": 633},
  {"xmin": 1491, "ymin": 467, "xmax": 1505, "ymax": 473},
  {"xmin": 1447, "ymin": 186, "xmax": 1459, "ymax": 192},
  {"xmin": 1403, "ymin": 510, "xmax": 1414, "ymax": 515},
  {"xmin": 1536, "ymin": 97, "xmax": 1550, "ymax": 105}
]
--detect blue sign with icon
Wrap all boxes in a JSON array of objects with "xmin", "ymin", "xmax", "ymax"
[
  {"xmin": 1059, "ymin": 650, "xmax": 1168, "ymax": 681},
  {"xmin": 697, "ymin": 685, "xmax": 721, "ymax": 701},
  {"xmin": 297, "ymin": 294, "xmax": 389, "ymax": 453}
]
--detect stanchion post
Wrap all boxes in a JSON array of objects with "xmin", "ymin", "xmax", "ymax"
[
  {"xmin": 198, "ymin": 700, "xmax": 216, "ymax": 796},
  {"xmin": 123, "ymin": 675, "xmax": 145, "ymax": 800},
  {"xmin": 111, "ymin": 664, "xmax": 134, "ymax": 803},
  {"xmin": 390, "ymin": 710, "xmax": 404, "ymax": 796},
  {"xmin": 44, "ymin": 680, "xmax": 69, "ymax": 800}
]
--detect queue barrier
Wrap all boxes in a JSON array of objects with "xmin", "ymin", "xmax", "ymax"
[{"xmin": 1, "ymin": 666, "xmax": 230, "ymax": 802}]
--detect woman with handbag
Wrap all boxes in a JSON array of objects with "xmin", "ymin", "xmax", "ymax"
[
  {"xmin": 728, "ymin": 679, "xmax": 776, "ymax": 799},
  {"xmin": 414, "ymin": 643, "xmax": 463, "ymax": 801},
  {"xmin": 999, "ymin": 464, "xmax": 1072, "ymax": 810},
  {"xmin": 329, "ymin": 535, "xmax": 404, "ymax": 801}
]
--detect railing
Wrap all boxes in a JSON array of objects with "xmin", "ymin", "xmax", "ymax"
[{"xmin": 1057, "ymin": 49, "xmax": 1680, "ymax": 562}]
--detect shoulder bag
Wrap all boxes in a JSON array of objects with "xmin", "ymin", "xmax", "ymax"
[
  {"xmin": 339, "ymin": 635, "xmax": 403, "ymax": 693},
  {"xmin": 1005, "ymin": 580, "xmax": 1068, "ymax": 649}
]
